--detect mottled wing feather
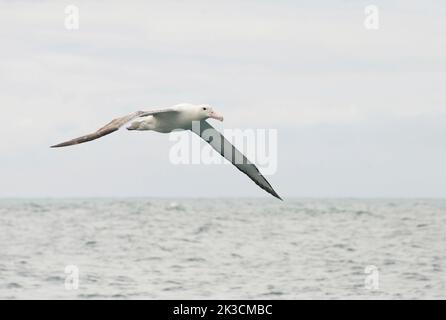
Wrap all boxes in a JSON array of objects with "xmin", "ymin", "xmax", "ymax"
[
  {"xmin": 51, "ymin": 108, "xmax": 177, "ymax": 148},
  {"xmin": 192, "ymin": 120, "xmax": 282, "ymax": 200}
]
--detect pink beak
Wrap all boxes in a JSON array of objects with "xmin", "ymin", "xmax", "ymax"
[{"xmin": 209, "ymin": 110, "xmax": 224, "ymax": 122}]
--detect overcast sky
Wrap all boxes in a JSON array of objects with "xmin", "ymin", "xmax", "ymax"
[{"xmin": 1, "ymin": 0, "xmax": 446, "ymax": 198}]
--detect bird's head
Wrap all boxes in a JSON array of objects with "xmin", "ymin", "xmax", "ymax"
[{"xmin": 196, "ymin": 104, "xmax": 224, "ymax": 122}]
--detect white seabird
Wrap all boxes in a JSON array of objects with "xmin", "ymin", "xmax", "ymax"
[{"xmin": 51, "ymin": 103, "xmax": 282, "ymax": 200}]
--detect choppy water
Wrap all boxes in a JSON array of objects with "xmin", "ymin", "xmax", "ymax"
[{"xmin": 0, "ymin": 199, "xmax": 445, "ymax": 299}]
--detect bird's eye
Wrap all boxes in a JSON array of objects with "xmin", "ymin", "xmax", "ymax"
[{"xmin": 202, "ymin": 107, "xmax": 207, "ymax": 111}]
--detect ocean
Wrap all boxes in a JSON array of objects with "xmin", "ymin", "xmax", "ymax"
[{"xmin": 0, "ymin": 199, "xmax": 445, "ymax": 299}]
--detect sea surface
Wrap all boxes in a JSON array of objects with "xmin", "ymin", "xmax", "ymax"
[{"xmin": 0, "ymin": 199, "xmax": 445, "ymax": 299}]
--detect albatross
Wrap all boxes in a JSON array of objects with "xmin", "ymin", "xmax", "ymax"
[{"xmin": 51, "ymin": 103, "xmax": 282, "ymax": 200}]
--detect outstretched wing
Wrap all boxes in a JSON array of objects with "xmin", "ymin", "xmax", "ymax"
[
  {"xmin": 51, "ymin": 108, "xmax": 177, "ymax": 148},
  {"xmin": 191, "ymin": 120, "xmax": 282, "ymax": 200}
]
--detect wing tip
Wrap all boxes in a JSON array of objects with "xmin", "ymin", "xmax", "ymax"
[
  {"xmin": 50, "ymin": 142, "xmax": 72, "ymax": 148},
  {"xmin": 270, "ymin": 190, "xmax": 283, "ymax": 201}
]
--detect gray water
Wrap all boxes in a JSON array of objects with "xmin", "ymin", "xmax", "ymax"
[{"xmin": 0, "ymin": 199, "xmax": 445, "ymax": 299}]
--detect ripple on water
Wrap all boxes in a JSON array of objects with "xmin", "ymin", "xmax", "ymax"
[{"xmin": 6, "ymin": 283, "xmax": 22, "ymax": 289}]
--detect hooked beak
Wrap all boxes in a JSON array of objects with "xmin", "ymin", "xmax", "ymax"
[{"xmin": 209, "ymin": 110, "xmax": 224, "ymax": 122}]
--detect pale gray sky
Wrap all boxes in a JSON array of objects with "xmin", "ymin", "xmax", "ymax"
[{"xmin": 1, "ymin": 0, "xmax": 446, "ymax": 198}]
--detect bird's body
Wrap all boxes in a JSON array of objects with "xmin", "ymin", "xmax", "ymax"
[
  {"xmin": 51, "ymin": 103, "xmax": 282, "ymax": 200},
  {"xmin": 127, "ymin": 104, "xmax": 200, "ymax": 133}
]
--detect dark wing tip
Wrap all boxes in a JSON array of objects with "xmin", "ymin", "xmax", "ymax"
[
  {"xmin": 50, "ymin": 143, "xmax": 65, "ymax": 148},
  {"xmin": 265, "ymin": 185, "xmax": 283, "ymax": 200},
  {"xmin": 274, "ymin": 193, "xmax": 284, "ymax": 201},
  {"xmin": 50, "ymin": 141, "xmax": 78, "ymax": 148}
]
